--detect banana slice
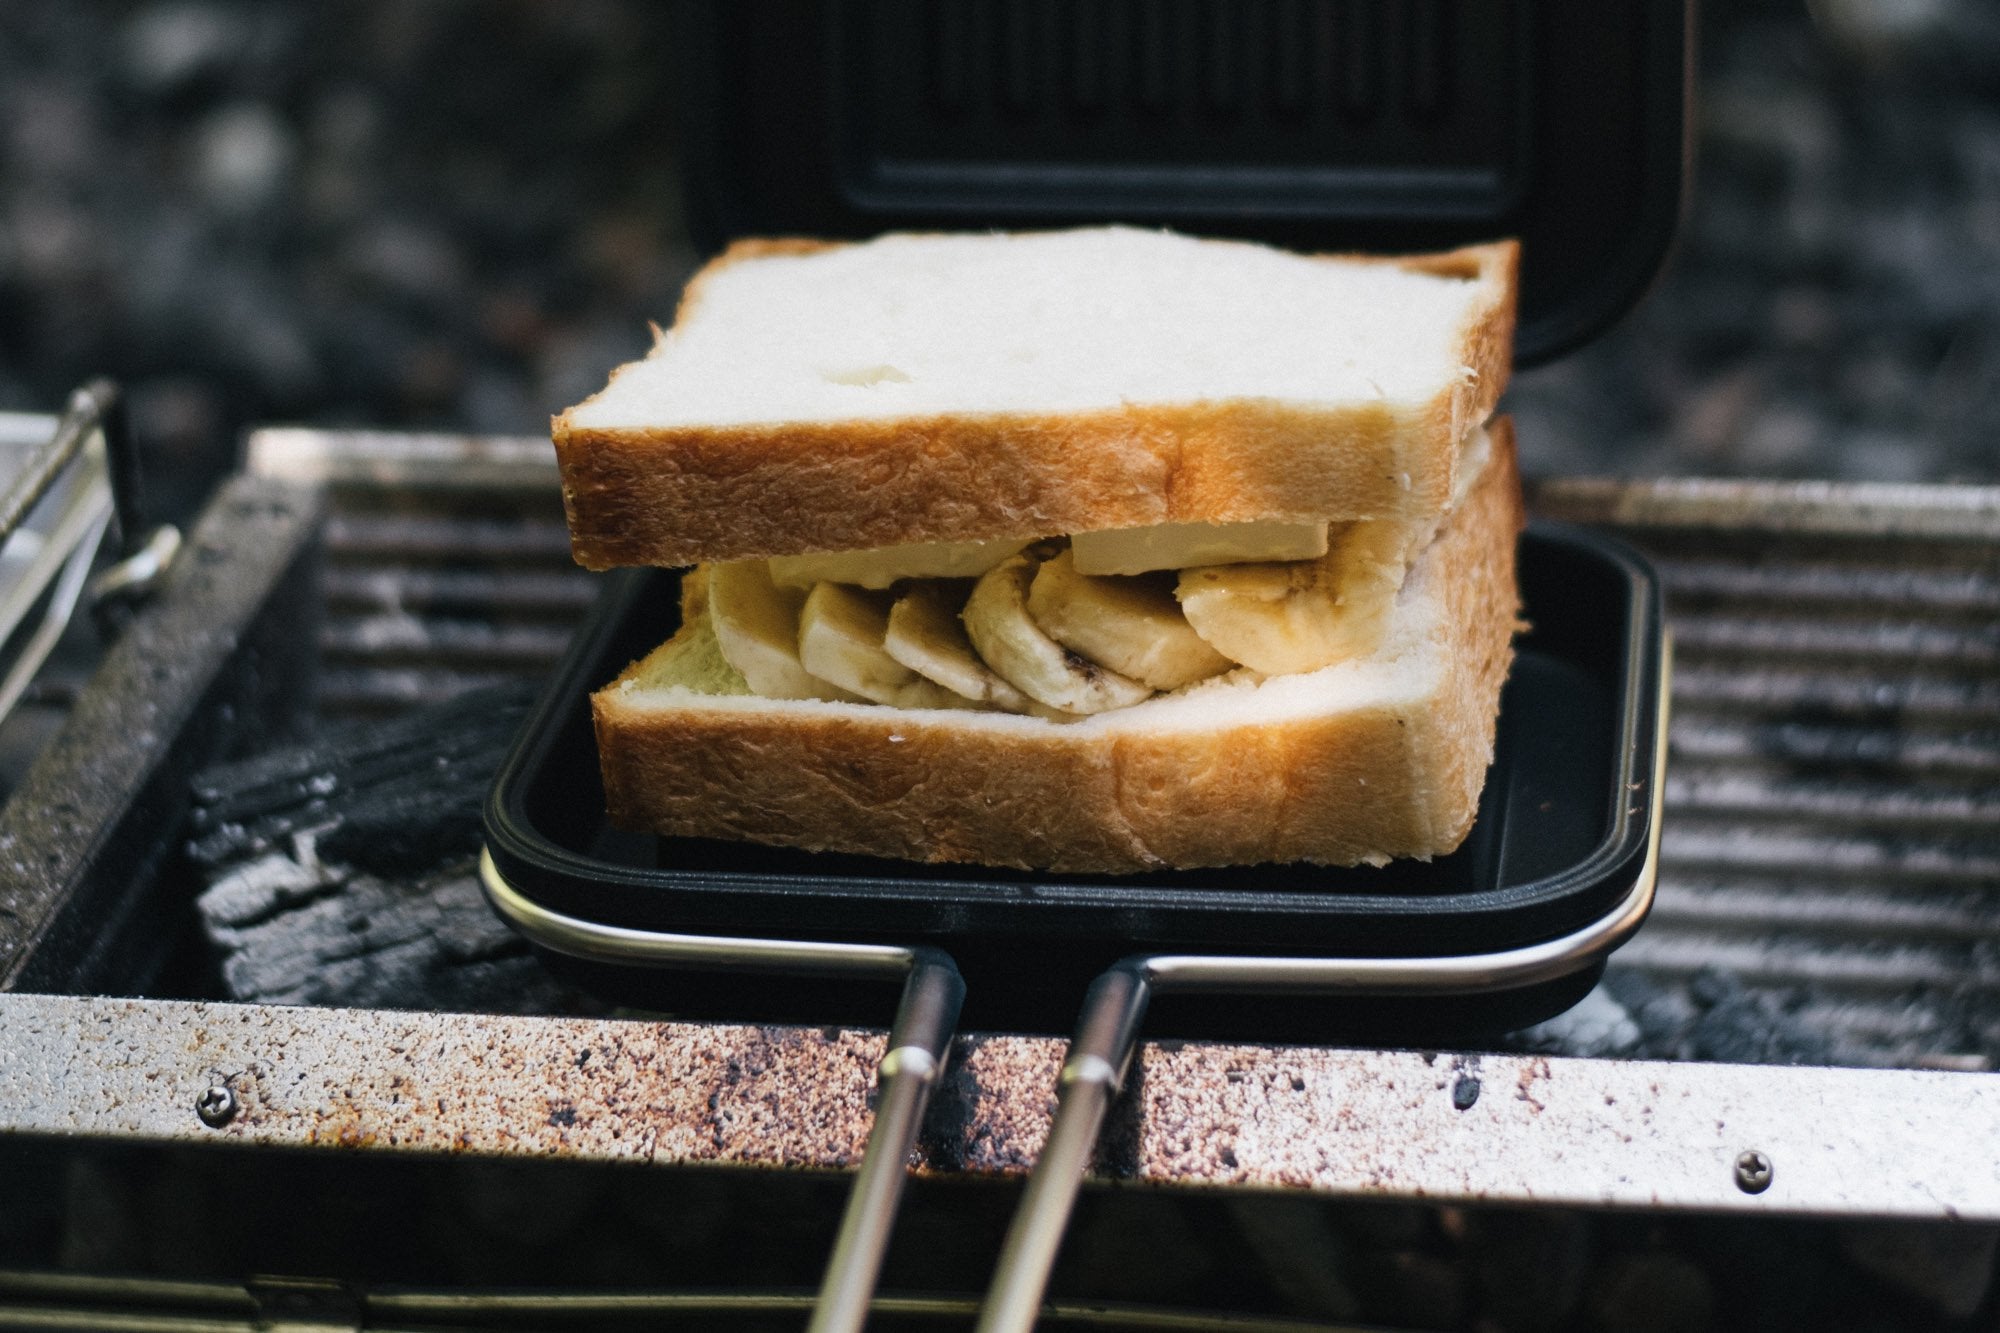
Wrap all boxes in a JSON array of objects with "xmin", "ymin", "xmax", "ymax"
[
  {"xmin": 884, "ymin": 582, "xmax": 1041, "ymax": 712},
  {"xmin": 1026, "ymin": 549, "xmax": 1232, "ymax": 691},
  {"xmin": 769, "ymin": 536, "xmax": 1033, "ymax": 590},
  {"xmin": 1176, "ymin": 521, "xmax": 1409, "ymax": 675},
  {"xmin": 798, "ymin": 582, "xmax": 975, "ymax": 709},
  {"xmin": 708, "ymin": 560, "xmax": 865, "ymax": 702},
  {"xmin": 1071, "ymin": 518, "xmax": 1329, "ymax": 576},
  {"xmin": 964, "ymin": 555, "xmax": 1154, "ymax": 714}
]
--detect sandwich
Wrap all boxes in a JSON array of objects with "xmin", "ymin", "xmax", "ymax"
[{"xmin": 553, "ymin": 227, "xmax": 1524, "ymax": 873}]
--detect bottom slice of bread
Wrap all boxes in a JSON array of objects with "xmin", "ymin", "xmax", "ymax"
[{"xmin": 592, "ymin": 422, "xmax": 1524, "ymax": 873}]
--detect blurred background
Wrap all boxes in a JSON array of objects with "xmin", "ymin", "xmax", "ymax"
[{"xmin": 1, "ymin": 0, "xmax": 1999, "ymax": 520}]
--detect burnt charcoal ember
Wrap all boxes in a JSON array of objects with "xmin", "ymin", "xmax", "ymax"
[
  {"xmin": 187, "ymin": 678, "xmax": 538, "ymax": 876},
  {"xmin": 1502, "ymin": 983, "xmax": 1643, "ymax": 1059},
  {"xmin": 1501, "ymin": 969, "xmax": 1851, "ymax": 1066},
  {"xmin": 1604, "ymin": 966, "xmax": 1838, "ymax": 1066},
  {"xmin": 197, "ymin": 848, "xmax": 574, "ymax": 1013},
  {"xmin": 188, "ymin": 680, "xmax": 597, "ymax": 1013}
]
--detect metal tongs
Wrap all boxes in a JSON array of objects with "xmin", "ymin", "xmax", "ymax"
[
  {"xmin": 478, "ymin": 853, "xmax": 963, "ymax": 1333},
  {"xmin": 0, "ymin": 380, "xmax": 181, "ymax": 724}
]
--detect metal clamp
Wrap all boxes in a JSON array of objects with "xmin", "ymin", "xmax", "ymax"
[
  {"xmin": 0, "ymin": 385, "xmax": 119, "ymax": 724},
  {"xmin": 975, "ymin": 651, "xmax": 1673, "ymax": 1333},
  {"xmin": 0, "ymin": 381, "xmax": 182, "ymax": 723},
  {"xmin": 479, "ymin": 851, "xmax": 963, "ymax": 1333},
  {"xmin": 88, "ymin": 521, "xmax": 182, "ymax": 609}
]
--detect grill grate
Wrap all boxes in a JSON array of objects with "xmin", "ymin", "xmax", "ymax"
[
  {"xmin": 248, "ymin": 429, "xmax": 593, "ymax": 716},
  {"xmin": 1534, "ymin": 482, "xmax": 2000, "ymax": 1069},
  {"xmin": 249, "ymin": 431, "xmax": 2000, "ymax": 1070}
]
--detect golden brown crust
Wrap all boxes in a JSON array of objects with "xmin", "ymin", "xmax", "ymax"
[
  {"xmin": 553, "ymin": 236, "xmax": 1519, "ymax": 571},
  {"xmin": 590, "ymin": 420, "xmax": 1523, "ymax": 872}
]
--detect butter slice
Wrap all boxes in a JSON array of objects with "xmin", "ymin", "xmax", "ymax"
[
  {"xmin": 770, "ymin": 537, "xmax": 1031, "ymax": 590},
  {"xmin": 1070, "ymin": 520, "xmax": 1329, "ymax": 577}
]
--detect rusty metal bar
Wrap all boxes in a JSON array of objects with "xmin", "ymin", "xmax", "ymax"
[
  {"xmin": 0, "ymin": 474, "xmax": 323, "ymax": 994},
  {"xmin": 7, "ymin": 990, "xmax": 2000, "ymax": 1211}
]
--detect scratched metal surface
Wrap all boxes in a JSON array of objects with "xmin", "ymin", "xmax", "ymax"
[{"xmin": 3, "ymin": 993, "xmax": 1998, "ymax": 1219}]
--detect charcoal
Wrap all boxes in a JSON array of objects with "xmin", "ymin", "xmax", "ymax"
[
  {"xmin": 187, "ymin": 679, "xmax": 598, "ymax": 1014},
  {"xmin": 1501, "ymin": 984, "xmax": 1642, "ymax": 1059},
  {"xmin": 186, "ymin": 678, "xmax": 537, "ymax": 873},
  {"xmin": 189, "ymin": 679, "xmax": 534, "ymax": 816},
  {"xmin": 1604, "ymin": 967, "xmax": 1838, "ymax": 1066},
  {"xmin": 199, "ymin": 850, "xmax": 581, "ymax": 1013}
]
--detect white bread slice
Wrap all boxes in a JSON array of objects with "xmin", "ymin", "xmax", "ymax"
[
  {"xmin": 590, "ymin": 420, "xmax": 1524, "ymax": 873},
  {"xmin": 555, "ymin": 228, "xmax": 1517, "ymax": 571}
]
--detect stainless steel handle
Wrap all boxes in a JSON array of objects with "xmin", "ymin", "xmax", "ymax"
[
  {"xmin": 976, "ymin": 963, "xmax": 1149, "ymax": 1333},
  {"xmin": 977, "ymin": 654, "xmax": 1671, "ymax": 1332},
  {"xmin": 478, "ymin": 851, "xmax": 963, "ymax": 1333},
  {"xmin": 811, "ymin": 950, "xmax": 964, "ymax": 1333},
  {"xmin": 0, "ymin": 383, "xmax": 104, "ymax": 547},
  {"xmin": 479, "ymin": 849, "xmax": 916, "ymax": 979}
]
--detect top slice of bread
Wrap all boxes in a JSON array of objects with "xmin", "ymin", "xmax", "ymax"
[{"xmin": 555, "ymin": 228, "xmax": 1518, "ymax": 570}]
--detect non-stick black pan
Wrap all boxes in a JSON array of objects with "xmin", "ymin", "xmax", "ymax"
[{"xmin": 483, "ymin": 521, "xmax": 1664, "ymax": 1038}]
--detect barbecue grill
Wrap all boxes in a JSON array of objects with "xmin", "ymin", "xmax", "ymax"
[{"xmin": 5, "ymin": 3, "xmax": 2000, "ymax": 1330}]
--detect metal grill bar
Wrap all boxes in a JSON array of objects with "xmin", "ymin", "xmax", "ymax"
[
  {"xmin": 1659, "ymin": 826, "xmax": 2000, "ymax": 886},
  {"xmin": 1668, "ymin": 715, "xmax": 2000, "ymax": 778},
  {"xmin": 1613, "ymin": 935, "xmax": 2000, "ymax": 995},
  {"xmin": 1669, "ymin": 615, "xmax": 2000, "ymax": 668},
  {"xmin": 1536, "ymin": 478, "xmax": 2000, "ymax": 1069},
  {"xmin": 1668, "ymin": 665, "xmax": 2000, "ymax": 721},
  {"xmin": 1647, "ymin": 880, "xmax": 1999, "ymax": 938},
  {"xmin": 1652, "ymin": 556, "xmax": 2000, "ymax": 610},
  {"xmin": 249, "ymin": 427, "xmax": 593, "ymax": 717},
  {"xmin": 1663, "ymin": 773, "xmax": 2000, "ymax": 828}
]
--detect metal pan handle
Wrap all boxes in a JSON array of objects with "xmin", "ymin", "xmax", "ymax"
[
  {"xmin": 976, "ymin": 662, "xmax": 1669, "ymax": 1331},
  {"xmin": 810, "ymin": 947, "xmax": 963, "ymax": 1333},
  {"xmin": 479, "ymin": 852, "xmax": 963, "ymax": 1333}
]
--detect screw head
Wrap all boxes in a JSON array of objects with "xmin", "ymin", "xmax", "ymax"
[
  {"xmin": 1734, "ymin": 1149, "xmax": 1773, "ymax": 1194},
  {"xmin": 195, "ymin": 1084, "xmax": 237, "ymax": 1128}
]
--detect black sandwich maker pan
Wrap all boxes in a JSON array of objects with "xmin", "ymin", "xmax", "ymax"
[
  {"xmin": 483, "ymin": 520, "xmax": 1665, "ymax": 1039},
  {"xmin": 482, "ymin": 0, "xmax": 1689, "ymax": 1039}
]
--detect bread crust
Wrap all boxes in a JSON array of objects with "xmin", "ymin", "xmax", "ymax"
[
  {"xmin": 554, "ymin": 236, "xmax": 1519, "ymax": 570},
  {"xmin": 590, "ymin": 421, "xmax": 1524, "ymax": 873}
]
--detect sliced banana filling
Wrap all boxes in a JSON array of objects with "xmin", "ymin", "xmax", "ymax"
[
  {"xmin": 698, "ymin": 427, "xmax": 1491, "ymax": 716},
  {"xmin": 702, "ymin": 520, "xmax": 1411, "ymax": 716}
]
